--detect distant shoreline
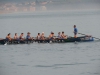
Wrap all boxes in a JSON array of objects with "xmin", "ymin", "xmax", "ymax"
[{"xmin": 0, "ymin": 9, "xmax": 100, "ymax": 15}]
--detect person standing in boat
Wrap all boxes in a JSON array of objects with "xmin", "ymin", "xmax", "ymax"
[
  {"xmin": 19, "ymin": 33, "xmax": 24, "ymax": 40},
  {"xmin": 26, "ymin": 32, "xmax": 33, "ymax": 40},
  {"xmin": 37, "ymin": 33, "xmax": 41, "ymax": 40},
  {"xmin": 14, "ymin": 33, "xmax": 19, "ymax": 40},
  {"xmin": 73, "ymin": 25, "xmax": 78, "ymax": 38},
  {"xmin": 6, "ymin": 33, "xmax": 12, "ymax": 41},
  {"xmin": 61, "ymin": 31, "xmax": 67, "ymax": 39}
]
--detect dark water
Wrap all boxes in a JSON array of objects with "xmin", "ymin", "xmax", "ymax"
[{"xmin": 0, "ymin": 10, "xmax": 100, "ymax": 75}]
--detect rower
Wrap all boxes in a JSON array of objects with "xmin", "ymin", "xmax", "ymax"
[
  {"xmin": 40, "ymin": 32, "xmax": 45, "ymax": 40},
  {"xmin": 14, "ymin": 33, "xmax": 19, "ymax": 40},
  {"xmin": 52, "ymin": 32, "xmax": 55, "ymax": 39},
  {"xmin": 61, "ymin": 31, "xmax": 67, "ymax": 39},
  {"xmin": 6, "ymin": 33, "xmax": 12, "ymax": 41},
  {"xmin": 19, "ymin": 33, "xmax": 24, "ymax": 40},
  {"xmin": 37, "ymin": 33, "xmax": 41, "ymax": 40},
  {"xmin": 49, "ymin": 32, "xmax": 54, "ymax": 40},
  {"xmin": 58, "ymin": 32, "xmax": 61, "ymax": 39},
  {"xmin": 73, "ymin": 25, "xmax": 78, "ymax": 38},
  {"xmin": 26, "ymin": 32, "xmax": 33, "ymax": 40}
]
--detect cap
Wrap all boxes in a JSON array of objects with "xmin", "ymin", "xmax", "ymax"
[
  {"xmin": 42, "ymin": 32, "xmax": 44, "ymax": 34},
  {"xmin": 51, "ymin": 31, "xmax": 53, "ymax": 34}
]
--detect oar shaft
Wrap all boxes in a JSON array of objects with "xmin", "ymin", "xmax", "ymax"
[
  {"xmin": 78, "ymin": 33, "xmax": 100, "ymax": 40},
  {"xmin": 92, "ymin": 37, "xmax": 100, "ymax": 40}
]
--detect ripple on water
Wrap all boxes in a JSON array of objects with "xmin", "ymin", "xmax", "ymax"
[
  {"xmin": 35, "ymin": 63, "xmax": 88, "ymax": 68},
  {"xmin": 11, "ymin": 62, "xmax": 16, "ymax": 64},
  {"xmin": 17, "ymin": 65, "xmax": 29, "ymax": 66}
]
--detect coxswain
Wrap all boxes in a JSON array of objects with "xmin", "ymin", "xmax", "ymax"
[
  {"xmin": 6, "ymin": 33, "xmax": 12, "ymax": 41},
  {"xmin": 73, "ymin": 25, "xmax": 78, "ymax": 38}
]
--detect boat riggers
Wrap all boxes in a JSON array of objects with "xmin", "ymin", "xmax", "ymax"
[
  {"xmin": 0, "ymin": 36, "xmax": 94, "ymax": 45},
  {"xmin": 78, "ymin": 33, "xmax": 100, "ymax": 40}
]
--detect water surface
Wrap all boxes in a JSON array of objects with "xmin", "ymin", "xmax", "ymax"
[{"xmin": 0, "ymin": 10, "xmax": 100, "ymax": 75}]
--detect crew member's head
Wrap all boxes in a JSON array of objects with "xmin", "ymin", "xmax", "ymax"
[
  {"xmin": 27, "ymin": 32, "xmax": 30, "ymax": 36},
  {"xmin": 42, "ymin": 32, "xmax": 44, "ymax": 35},
  {"xmin": 62, "ymin": 31, "xmax": 64, "ymax": 34},
  {"xmin": 38, "ymin": 33, "xmax": 40, "ymax": 35},
  {"xmin": 8, "ymin": 33, "xmax": 11, "ymax": 36},
  {"xmin": 58, "ymin": 32, "xmax": 60, "ymax": 34},
  {"xmin": 15, "ymin": 33, "xmax": 17, "ymax": 36},
  {"xmin": 74, "ymin": 25, "xmax": 76, "ymax": 28},
  {"xmin": 21, "ymin": 33, "xmax": 24, "ymax": 36}
]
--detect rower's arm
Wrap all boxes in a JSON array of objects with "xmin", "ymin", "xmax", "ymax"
[{"xmin": 49, "ymin": 35, "xmax": 51, "ymax": 39}]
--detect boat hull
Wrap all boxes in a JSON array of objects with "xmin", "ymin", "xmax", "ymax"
[{"xmin": 0, "ymin": 36, "xmax": 94, "ymax": 45}]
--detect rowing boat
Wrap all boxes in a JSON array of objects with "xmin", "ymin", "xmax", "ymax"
[{"xmin": 0, "ymin": 36, "xmax": 94, "ymax": 45}]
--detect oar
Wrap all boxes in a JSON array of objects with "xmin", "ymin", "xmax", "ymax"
[{"xmin": 78, "ymin": 33, "xmax": 100, "ymax": 40}]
